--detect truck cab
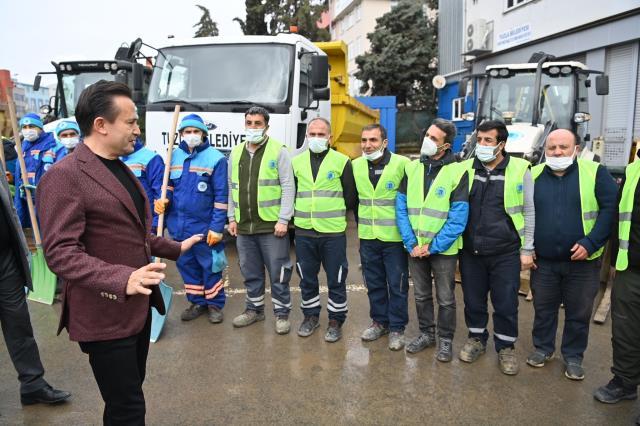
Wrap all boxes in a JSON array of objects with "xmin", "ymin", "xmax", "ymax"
[{"xmin": 145, "ymin": 33, "xmax": 332, "ymax": 156}]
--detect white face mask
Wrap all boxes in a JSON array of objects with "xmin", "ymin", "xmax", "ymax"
[
  {"xmin": 475, "ymin": 144, "xmax": 499, "ymax": 163},
  {"xmin": 420, "ymin": 137, "xmax": 438, "ymax": 157},
  {"xmin": 245, "ymin": 128, "xmax": 266, "ymax": 144},
  {"xmin": 22, "ymin": 129, "xmax": 39, "ymax": 142},
  {"xmin": 60, "ymin": 136, "xmax": 80, "ymax": 150},
  {"xmin": 308, "ymin": 137, "xmax": 329, "ymax": 153},
  {"xmin": 546, "ymin": 148, "xmax": 577, "ymax": 171},
  {"xmin": 363, "ymin": 146, "xmax": 384, "ymax": 162},
  {"xmin": 183, "ymin": 134, "xmax": 202, "ymax": 148}
]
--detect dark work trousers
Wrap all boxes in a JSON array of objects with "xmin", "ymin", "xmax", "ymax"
[
  {"xmin": 359, "ymin": 239, "xmax": 409, "ymax": 332},
  {"xmin": 531, "ymin": 258, "xmax": 600, "ymax": 362},
  {"xmin": 459, "ymin": 249, "xmax": 521, "ymax": 351},
  {"xmin": 295, "ymin": 234, "xmax": 349, "ymax": 323},
  {"xmin": 408, "ymin": 254, "xmax": 457, "ymax": 339},
  {"xmin": 79, "ymin": 312, "xmax": 152, "ymax": 426},
  {"xmin": 0, "ymin": 274, "xmax": 47, "ymax": 394},
  {"xmin": 611, "ymin": 268, "xmax": 640, "ymax": 388}
]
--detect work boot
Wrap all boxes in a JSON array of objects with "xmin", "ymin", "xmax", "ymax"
[
  {"xmin": 459, "ymin": 337, "xmax": 486, "ymax": 363},
  {"xmin": 232, "ymin": 310, "xmax": 265, "ymax": 328},
  {"xmin": 498, "ymin": 347, "xmax": 519, "ymax": 376},
  {"xmin": 436, "ymin": 337, "xmax": 453, "ymax": 362},
  {"xmin": 594, "ymin": 376, "xmax": 638, "ymax": 404},
  {"xmin": 297, "ymin": 316, "xmax": 320, "ymax": 337},
  {"xmin": 181, "ymin": 303, "xmax": 207, "ymax": 321},
  {"xmin": 526, "ymin": 350, "xmax": 553, "ymax": 368},
  {"xmin": 207, "ymin": 306, "xmax": 223, "ymax": 324},
  {"xmin": 361, "ymin": 321, "xmax": 389, "ymax": 342},
  {"xmin": 388, "ymin": 331, "xmax": 405, "ymax": 351},
  {"xmin": 405, "ymin": 332, "xmax": 436, "ymax": 354},
  {"xmin": 325, "ymin": 320, "xmax": 342, "ymax": 343},
  {"xmin": 275, "ymin": 315, "xmax": 291, "ymax": 335},
  {"xmin": 565, "ymin": 360, "xmax": 585, "ymax": 381}
]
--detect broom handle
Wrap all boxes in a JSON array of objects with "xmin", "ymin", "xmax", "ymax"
[
  {"xmin": 156, "ymin": 105, "xmax": 181, "ymax": 238},
  {"xmin": 0, "ymin": 135, "xmax": 5, "ymax": 171},
  {"xmin": 6, "ymin": 89, "xmax": 42, "ymax": 246}
]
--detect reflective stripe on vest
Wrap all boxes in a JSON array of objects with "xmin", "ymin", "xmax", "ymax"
[
  {"xmin": 532, "ymin": 158, "xmax": 603, "ymax": 259},
  {"xmin": 462, "ymin": 156, "xmax": 530, "ymax": 246},
  {"xmin": 353, "ymin": 153, "xmax": 409, "ymax": 242},
  {"xmin": 231, "ymin": 138, "xmax": 283, "ymax": 222},
  {"xmin": 616, "ymin": 160, "xmax": 640, "ymax": 271},
  {"xmin": 292, "ymin": 149, "xmax": 349, "ymax": 233},
  {"xmin": 406, "ymin": 160, "xmax": 466, "ymax": 255}
]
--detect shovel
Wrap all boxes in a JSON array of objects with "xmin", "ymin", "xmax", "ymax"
[
  {"xmin": 150, "ymin": 105, "xmax": 181, "ymax": 343},
  {"xmin": 7, "ymin": 91, "xmax": 57, "ymax": 305}
]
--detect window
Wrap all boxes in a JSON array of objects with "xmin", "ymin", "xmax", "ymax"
[
  {"xmin": 505, "ymin": 0, "xmax": 533, "ymax": 11},
  {"xmin": 298, "ymin": 51, "xmax": 313, "ymax": 108},
  {"xmin": 452, "ymin": 97, "xmax": 464, "ymax": 121}
]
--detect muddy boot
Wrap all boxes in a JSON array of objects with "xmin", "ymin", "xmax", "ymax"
[
  {"xmin": 406, "ymin": 332, "xmax": 436, "ymax": 354},
  {"xmin": 297, "ymin": 316, "xmax": 320, "ymax": 337},
  {"xmin": 275, "ymin": 315, "xmax": 291, "ymax": 335},
  {"xmin": 436, "ymin": 337, "xmax": 453, "ymax": 362},
  {"xmin": 207, "ymin": 306, "xmax": 223, "ymax": 324},
  {"xmin": 361, "ymin": 322, "xmax": 389, "ymax": 342},
  {"xmin": 459, "ymin": 337, "xmax": 486, "ymax": 363},
  {"xmin": 498, "ymin": 347, "xmax": 519, "ymax": 375},
  {"xmin": 181, "ymin": 304, "xmax": 207, "ymax": 321},
  {"xmin": 232, "ymin": 310, "xmax": 265, "ymax": 328},
  {"xmin": 388, "ymin": 331, "xmax": 405, "ymax": 351},
  {"xmin": 325, "ymin": 320, "xmax": 342, "ymax": 343}
]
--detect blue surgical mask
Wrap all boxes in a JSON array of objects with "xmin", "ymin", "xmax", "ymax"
[
  {"xmin": 245, "ymin": 128, "xmax": 266, "ymax": 144},
  {"xmin": 308, "ymin": 137, "xmax": 329, "ymax": 153},
  {"xmin": 475, "ymin": 144, "xmax": 499, "ymax": 163}
]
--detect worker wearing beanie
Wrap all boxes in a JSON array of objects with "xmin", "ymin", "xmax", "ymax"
[
  {"xmin": 14, "ymin": 113, "xmax": 57, "ymax": 227},
  {"xmin": 53, "ymin": 120, "xmax": 82, "ymax": 162},
  {"xmin": 154, "ymin": 114, "xmax": 229, "ymax": 323}
]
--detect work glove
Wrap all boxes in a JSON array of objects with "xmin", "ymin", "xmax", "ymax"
[
  {"xmin": 206, "ymin": 230, "xmax": 223, "ymax": 246},
  {"xmin": 154, "ymin": 198, "xmax": 169, "ymax": 215},
  {"xmin": 19, "ymin": 183, "xmax": 37, "ymax": 198},
  {"xmin": 5, "ymin": 171, "xmax": 13, "ymax": 184}
]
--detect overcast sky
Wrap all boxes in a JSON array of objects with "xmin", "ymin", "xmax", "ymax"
[{"xmin": 1, "ymin": 0, "xmax": 245, "ymax": 86}]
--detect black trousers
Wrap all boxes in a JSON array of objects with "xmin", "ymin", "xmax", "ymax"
[
  {"xmin": 0, "ymin": 273, "xmax": 47, "ymax": 394},
  {"xmin": 79, "ymin": 312, "xmax": 151, "ymax": 426},
  {"xmin": 611, "ymin": 268, "xmax": 640, "ymax": 388}
]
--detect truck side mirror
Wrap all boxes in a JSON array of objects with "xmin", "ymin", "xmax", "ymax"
[
  {"xmin": 312, "ymin": 87, "xmax": 330, "ymax": 101},
  {"xmin": 33, "ymin": 75, "xmax": 41, "ymax": 91},
  {"xmin": 595, "ymin": 75, "xmax": 609, "ymax": 95},
  {"xmin": 311, "ymin": 55, "xmax": 329, "ymax": 88},
  {"xmin": 131, "ymin": 63, "xmax": 144, "ymax": 103}
]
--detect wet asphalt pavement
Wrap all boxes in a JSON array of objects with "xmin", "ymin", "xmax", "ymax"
[{"xmin": 0, "ymin": 219, "xmax": 638, "ymax": 425}]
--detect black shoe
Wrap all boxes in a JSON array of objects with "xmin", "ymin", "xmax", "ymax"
[
  {"xmin": 436, "ymin": 337, "xmax": 453, "ymax": 362},
  {"xmin": 325, "ymin": 320, "xmax": 342, "ymax": 343},
  {"xmin": 594, "ymin": 376, "xmax": 638, "ymax": 404},
  {"xmin": 181, "ymin": 304, "xmax": 207, "ymax": 321},
  {"xmin": 21, "ymin": 385, "xmax": 71, "ymax": 405},
  {"xmin": 297, "ymin": 316, "xmax": 320, "ymax": 337},
  {"xmin": 406, "ymin": 332, "xmax": 436, "ymax": 354}
]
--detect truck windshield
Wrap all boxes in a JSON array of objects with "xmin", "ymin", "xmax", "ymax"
[
  {"xmin": 61, "ymin": 72, "xmax": 118, "ymax": 116},
  {"xmin": 148, "ymin": 44, "xmax": 293, "ymax": 105},
  {"xmin": 480, "ymin": 71, "xmax": 574, "ymax": 129}
]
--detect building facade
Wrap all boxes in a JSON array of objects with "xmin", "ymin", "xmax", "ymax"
[
  {"xmin": 437, "ymin": 0, "xmax": 640, "ymax": 168},
  {"xmin": 329, "ymin": 0, "xmax": 396, "ymax": 96},
  {"xmin": 15, "ymin": 82, "xmax": 49, "ymax": 115}
]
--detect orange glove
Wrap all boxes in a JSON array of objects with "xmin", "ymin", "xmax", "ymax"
[
  {"xmin": 206, "ymin": 230, "xmax": 223, "ymax": 246},
  {"xmin": 154, "ymin": 198, "xmax": 169, "ymax": 215},
  {"xmin": 5, "ymin": 171, "xmax": 13, "ymax": 184}
]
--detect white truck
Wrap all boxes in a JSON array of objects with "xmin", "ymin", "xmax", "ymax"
[{"xmin": 145, "ymin": 33, "xmax": 335, "ymax": 156}]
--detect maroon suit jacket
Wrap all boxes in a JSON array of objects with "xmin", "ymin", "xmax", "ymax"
[{"xmin": 36, "ymin": 142, "xmax": 181, "ymax": 342}]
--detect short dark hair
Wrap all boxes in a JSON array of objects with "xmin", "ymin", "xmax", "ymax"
[
  {"xmin": 245, "ymin": 106, "xmax": 270, "ymax": 124},
  {"xmin": 431, "ymin": 118, "xmax": 457, "ymax": 145},
  {"xmin": 362, "ymin": 123, "xmax": 387, "ymax": 141},
  {"xmin": 476, "ymin": 120, "xmax": 509, "ymax": 143},
  {"xmin": 307, "ymin": 117, "xmax": 332, "ymax": 135},
  {"xmin": 75, "ymin": 80, "xmax": 132, "ymax": 137}
]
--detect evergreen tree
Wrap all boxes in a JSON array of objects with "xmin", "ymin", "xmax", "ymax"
[{"xmin": 194, "ymin": 4, "xmax": 219, "ymax": 38}]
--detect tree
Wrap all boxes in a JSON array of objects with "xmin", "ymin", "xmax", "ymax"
[
  {"xmin": 194, "ymin": 4, "xmax": 219, "ymax": 38},
  {"xmin": 234, "ymin": 0, "xmax": 330, "ymax": 42},
  {"xmin": 354, "ymin": 0, "xmax": 438, "ymax": 111}
]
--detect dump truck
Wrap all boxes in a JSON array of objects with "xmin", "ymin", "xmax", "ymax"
[
  {"xmin": 33, "ymin": 38, "xmax": 152, "ymax": 131},
  {"xmin": 144, "ymin": 34, "xmax": 379, "ymax": 158},
  {"xmin": 457, "ymin": 52, "xmax": 609, "ymax": 165}
]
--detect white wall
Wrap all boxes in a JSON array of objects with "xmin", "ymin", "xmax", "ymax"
[{"xmin": 465, "ymin": 0, "xmax": 639, "ymax": 54}]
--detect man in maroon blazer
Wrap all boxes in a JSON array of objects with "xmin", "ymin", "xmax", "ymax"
[{"xmin": 37, "ymin": 81, "xmax": 202, "ymax": 426}]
